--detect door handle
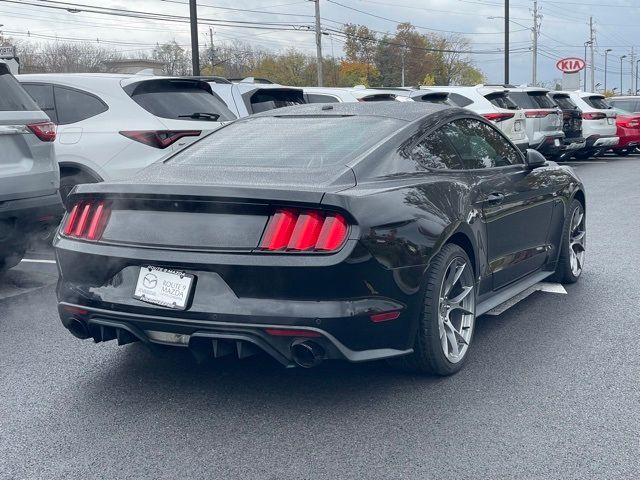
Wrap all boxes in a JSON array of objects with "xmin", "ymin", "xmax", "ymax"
[{"xmin": 485, "ymin": 192, "xmax": 505, "ymax": 204}]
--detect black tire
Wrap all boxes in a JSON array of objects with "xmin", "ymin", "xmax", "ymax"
[
  {"xmin": 550, "ymin": 199, "xmax": 585, "ymax": 284},
  {"xmin": 59, "ymin": 170, "xmax": 98, "ymax": 203},
  {"xmin": 388, "ymin": 244, "xmax": 476, "ymax": 376},
  {"xmin": 0, "ymin": 248, "xmax": 25, "ymax": 275},
  {"xmin": 617, "ymin": 149, "xmax": 631, "ymax": 156},
  {"xmin": 573, "ymin": 149, "xmax": 593, "ymax": 160}
]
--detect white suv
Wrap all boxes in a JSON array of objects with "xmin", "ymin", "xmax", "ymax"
[
  {"xmin": 558, "ymin": 91, "xmax": 618, "ymax": 159},
  {"xmin": 302, "ymin": 86, "xmax": 411, "ymax": 103},
  {"xmin": 18, "ymin": 74, "xmax": 235, "ymax": 199},
  {"xmin": 412, "ymin": 85, "xmax": 530, "ymax": 151}
]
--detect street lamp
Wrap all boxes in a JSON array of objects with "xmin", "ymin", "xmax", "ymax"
[
  {"xmin": 620, "ymin": 55, "xmax": 627, "ymax": 95},
  {"xmin": 604, "ymin": 49, "xmax": 613, "ymax": 93},
  {"xmin": 584, "ymin": 41, "xmax": 592, "ymax": 90}
]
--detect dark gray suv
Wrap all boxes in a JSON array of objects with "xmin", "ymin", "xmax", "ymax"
[{"xmin": 0, "ymin": 60, "xmax": 61, "ymax": 273}]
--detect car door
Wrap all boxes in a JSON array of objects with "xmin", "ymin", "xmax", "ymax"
[{"xmin": 444, "ymin": 118, "xmax": 558, "ymax": 290}]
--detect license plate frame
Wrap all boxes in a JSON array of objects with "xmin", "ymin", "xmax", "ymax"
[
  {"xmin": 133, "ymin": 266, "xmax": 195, "ymax": 310},
  {"xmin": 607, "ymin": 117, "xmax": 615, "ymax": 125}
]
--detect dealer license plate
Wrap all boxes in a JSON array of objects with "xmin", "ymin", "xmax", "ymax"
[{"xmin": 133, "ymin": 266, "xmax": 194, "ymax": 310}]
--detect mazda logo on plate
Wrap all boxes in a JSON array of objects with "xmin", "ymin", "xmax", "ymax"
[{"xmin": 143, "ymin": 273, "xmax": 158, "ymax": 289}]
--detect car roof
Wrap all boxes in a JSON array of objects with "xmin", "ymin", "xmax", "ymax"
[
  {"xmin": 251, "ymin": 101, "xmax": 455, "ymax": 122},
  {"xmin": 609, "ymin": 96, "xmax": 640, "ymax": 100},
  {"xmin": 507, "ymin": 87, "xmax": 551, "ymax": 93}
]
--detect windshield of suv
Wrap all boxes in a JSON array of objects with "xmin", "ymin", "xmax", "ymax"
[
  {"xmin": 169, "ymin": 115, "xmax": 404, "ymax": 168},
  {"xmin": 485, "ymin": 92, "xmax": 519, "ymax": 110},
  {"xmin": 583, "ymin": 96, "xmax": 612, "ymax": 109},
  {"xmin": 124, "ymin": 79, "xmax": 237, "ymax": 121}
]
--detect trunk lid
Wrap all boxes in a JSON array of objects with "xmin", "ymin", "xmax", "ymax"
[{"xmin": 66, "ymin": 165, "xmax": 355, "ymax": 251}]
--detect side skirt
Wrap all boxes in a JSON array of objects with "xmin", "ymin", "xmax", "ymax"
[{"xmin": 476, "ymin": 270, "xmax": 553, "ymax": 316}]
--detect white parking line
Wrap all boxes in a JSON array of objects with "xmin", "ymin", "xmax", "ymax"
[{"xmin": 21, "ymin": 259, "xmax": 57, "ymax": 264}]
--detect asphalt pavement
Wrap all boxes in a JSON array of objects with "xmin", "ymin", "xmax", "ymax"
[{"xmin": 1, "ymin": 156, "xmax": 639, "ymax": 479}]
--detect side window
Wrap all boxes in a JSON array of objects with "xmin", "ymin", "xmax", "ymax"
[
  {"xmin": 22, "ymin": 83, "xmax": 58, "ymax": 123},
  {"xmin": 447, "ymin": 93, "xmax": 473, "ymax": 108},
  {"xmin": 306, "ymin": 93, "xmax": 340, "ymax": 103},
  {"xmin": 410, "ymin": 128, "xmax": 464, "ymax": 170},
  {"xmin": 53, "ymin": 86, "xmax": 108, "ymax": 125},
  {"xmin": 444, "ymin": 118, "xmax": 523, "ymax": 169}
]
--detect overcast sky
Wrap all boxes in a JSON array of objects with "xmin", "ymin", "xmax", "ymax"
[{"xmin": 2, "ymin": 0, "xmax": 639, "ymax": 89}]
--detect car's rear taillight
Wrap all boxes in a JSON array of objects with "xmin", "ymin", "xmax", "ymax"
[
  {"xmin": 259, "ymin": 209, "xmax": 349, "ymax": 252},
  {"xmin": 27, "ymin": 121, "xmax": 57, "ymax": 142},
  {"xmin": 119, "ymin": 130, "xmax": 201, "ymax": 149},
  {"xmin": 62, "ymin": 201, "xmax": 110, "ymax": 241},
  {"xmin": 481, "ymin": 112, "xmax": 515, "ymax": 122},
  {"xmin": 619, "ymin": 119, "xmax": 640, "ymax": 128},
  {"xmin": 582, "ymin": 112, "xmax": 606, "ymax": 120},
  {"xmin": 525, "ymin": 110, "xmax": 554, "ymax": 118}
]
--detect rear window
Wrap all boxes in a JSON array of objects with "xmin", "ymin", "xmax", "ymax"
[
  {"xmin": 249, "ymin": 89, "xmax": 304, "ymax": 114},
  {"xmin": 553, "ymin": 95, "xmax": 577, "ymax": 110},
  {"xmin": 582, "ymin": 96, "xmax": 611, "ymax": 109},
  {"xmin": 306, "ymin": 93, "xmax": 340, "ymax": 103},
  {"xmin": 609, "ymin": 99, "xmax": 639, "ymax": 112},
  {"xmin": 485, "ymin": 92, "xmax": 519, "ymax": 110},
  {"xmin": 359, "ymin": 94, "xmax": 396, "ymax": 102},
  {"xmin": 169, "ymin": 115, "xmax": 404, "ymax": 168},
  {"xmin": 124, "ymin": 79, "xmax": 237, "ymax": 121},
  {"xmin": 413, "ymin": 93, "xmax": 452, "ymax": 105},
  {"xmin": 508, "ymin": 91, "xmax": 555, "ymax": 109},
  {"xmin": 0, "ymin": 65, "xmax": 40, "ymax": 112}
]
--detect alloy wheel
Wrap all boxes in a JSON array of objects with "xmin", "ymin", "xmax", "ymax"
[
  {"xmin": 437, "ymin": 258, "xmax": 475, "ymax": 363},
  {"xmin": 569, "ymin": 207, "xmax": 586, "ymax": 277}
]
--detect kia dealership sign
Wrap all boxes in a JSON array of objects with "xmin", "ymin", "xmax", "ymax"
[{"xmin": 556, "ymin": 57, "xmax": 586, "ymax": 74}]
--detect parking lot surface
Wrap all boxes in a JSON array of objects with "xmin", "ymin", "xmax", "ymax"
[{"xmin": 1, "ymin": 156, "xmax": 639, "ymax": 479}]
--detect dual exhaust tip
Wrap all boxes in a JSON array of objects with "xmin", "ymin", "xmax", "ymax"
[{"xmin": 66, "ymin": 317, "xmax": 326, "ymax": 368}]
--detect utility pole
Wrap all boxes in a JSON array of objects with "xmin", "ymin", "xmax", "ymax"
[
  {"xmin": 189, "ymin": 0, "xmax": 200, "ymax": 76},
  {"xmin": 504, "ymin": 0, "xmax": 509, "ymax": 84},
  {"xmin": 209, "ymin": 27, "xmax": 215, "ymax": 70},
  {"xmin": 583, "ymin": 41, "xmax": 591, "ymax": 90},
  {"xmin": 630, "ymin": 47, "xmax": 635, "ymax": 95},
  {"xmin": 531, "ymin": 1, "xmax": 541, "ymax": 86},
  {"xmin": 589, "ymin": 16, "xmax": 595, "ymax": 92},
  {"xmin": 604, "ymin": 49, "xmax": 612, "ymax": 93},
  {"xmin": 313, "ymin": 0, "xmax": 323, "ymax": 86},
  {"xmin": 620, "ymin": 55, "xmax": 627, "ymax": 95}
]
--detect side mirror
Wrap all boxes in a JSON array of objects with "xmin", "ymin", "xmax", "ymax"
[{"xmin": 524, "ymin": 149, "xmax": 547, "ymax": 170}]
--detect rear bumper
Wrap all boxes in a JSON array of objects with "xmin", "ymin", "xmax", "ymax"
[
  {"xmin": 534, "ymin": 135, "xmax": 564, "ymax": 155},
  {"xmin": 585, "ymin": 135, "xmax": 619, "ymax": 148},
  {"xmin": 561, "ymin": 137, "xmax": 586, "ymax": 151},
  {"xmin": 54, "ymin": 235, "xmax": 426, "ymax": 366},
  {"xmin": 58, "ymin": 303, "xmax": 413, "ymax": 367},
  {"xmin": 613, "ymin": 129, "xmax": 640, "ymax": 149},
  {"xmin": 0, "ymin": 192, "xmax": 63, "ymax": 249}
]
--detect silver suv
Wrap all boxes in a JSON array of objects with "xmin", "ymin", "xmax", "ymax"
[
  {"xmin": 506, "ymin": 87, "xmax": 565, "ymax": 157},
  {"xmin": 0, "ymin": 60, "xmax": 61, "ymax": 273}
]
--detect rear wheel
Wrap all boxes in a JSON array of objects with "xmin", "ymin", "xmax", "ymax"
[
  {"xmin": 389, "ymin": 244, "xmax": 476, "ymax": 376},
  {"xmin": 0, "ymin": 248, "xmax": 25, "ymax": 275},
  {"xmin": 573, "ymin": 149, "xmax": 593, "ymax": 160},
  {"xmin": 551, "ymin": 199, "xmax": 585, "ymax": 284},
  {"xmin": 60, "ymin": 170, "xmax": 98, "ymax": 203}
]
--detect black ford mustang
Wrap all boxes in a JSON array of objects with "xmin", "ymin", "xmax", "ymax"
[{"xmin": 55, "ymin": 102, "xmax": 586, "ymax": 375}]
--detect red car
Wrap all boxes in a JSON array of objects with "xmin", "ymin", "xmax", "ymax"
[{"xmin": 612, "ymin": 108, "xmax": 640, "ymax": 155}]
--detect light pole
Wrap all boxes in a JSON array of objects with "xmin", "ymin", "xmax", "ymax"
[
  {"xmin": 584, "ymin": 41, "xmax": 592, "ymax": 90},
  {"xmin": 621, "ymin": 55, "xmax": 627, "ymax": 95},
  {"xmin": 604, "ymin": 49, "xmax": 612, "ymax": 93},
  {"xmin": 636, "ymin": 60, "xmax": 640, "ymax": 94},
  {"xmin": 504, "ymin": 0, "xmax": 509, "ymax": 84},
  {"xmin": 189, "ymin": 0, "xmax": 200, "ymax": 76}
]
